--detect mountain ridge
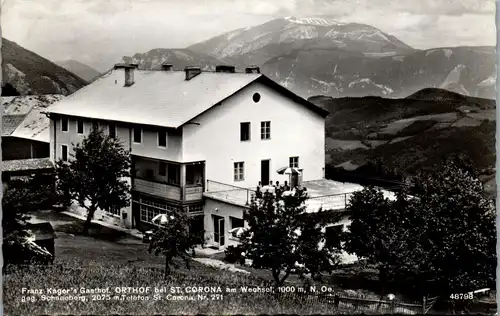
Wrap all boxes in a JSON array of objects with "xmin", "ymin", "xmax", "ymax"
[
  {"xmin": 2, "ymin": 38, "xmax": 87, "ymax": 96},
  {"xmin": 56, "ymin": 60, "xmax": 101, "ymax": 83}
]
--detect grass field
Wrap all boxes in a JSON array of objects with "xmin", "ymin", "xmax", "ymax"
[{"xmin": 3, "ymin": 211, "xmax": 362, "ymax": 315}]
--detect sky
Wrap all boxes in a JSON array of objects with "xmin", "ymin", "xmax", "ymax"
[{"xmin": 2, "ymin": 0, "xmax": 496, "ymax": 71}]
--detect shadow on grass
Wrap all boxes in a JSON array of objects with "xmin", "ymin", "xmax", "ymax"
[
  {"xmin": 30, "ymin": 210, "xmax": 129, "ymax": 242},
  {"xmin": 56, "ymin": 222, "xmax": 129, "ymax": 242}
]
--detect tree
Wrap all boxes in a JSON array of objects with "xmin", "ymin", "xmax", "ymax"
[
  {"xmin": 344, "ymin": 154, "xmax": 496, "ymax": 298},
  {"xmin": 56, "ymin": 127, "xmax": 131, "ymax": 235},
  {"xmin": 148, "ymin": 209, "xmax": 202, "ymax": 279},
  {"xmin": 343, "ymin": 186, "xmax": 406, "ymax": 301},
  {"xmin": 1, "ymin": 83, "xmax": 21, "ymax": 96},
  {"xmin": 239, "ymin": 189, "xmax": 343, "ymax": 287},
  {"xmin": 399, "ymin": 155, "xmax": 496, "ymax": 297},
  {"xmin": 3, "ymin": 180, "xmax": 53, "ymax": 265}
]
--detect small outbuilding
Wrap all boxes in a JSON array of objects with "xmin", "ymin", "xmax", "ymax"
[{"xmin": 26, "ymin": 222, "xmax": 57, "ymax": 263}]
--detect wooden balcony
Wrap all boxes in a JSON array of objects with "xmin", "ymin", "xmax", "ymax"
[
  {"xmin": 185, "ymin": 185, "xmax": 203, "ymax": 201},
  {"xmin": 133, "ymin": 178, "xmax": 181, "ymax": 201}
]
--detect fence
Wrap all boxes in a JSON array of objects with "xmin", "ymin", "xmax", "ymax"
[
  {"xmin": 273, "ymin": 290, "xmax": 425, "ymax": 315},
  {"xmin": 206, "ymin": 180, "xmax": 256, "ymax": 205}
]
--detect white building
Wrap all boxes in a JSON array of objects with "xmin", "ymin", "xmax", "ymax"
[{"xmin": 45, "ymin": 64, "xmax": 340, "ymax": 239}]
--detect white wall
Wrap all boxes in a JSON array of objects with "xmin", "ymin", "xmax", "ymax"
[
  {"xmin": 203, "ymin": 198, "xmax": 246, "ymax": 247},
  {"xmin": 131, "ymin": 127, "xmax": 182, "ymax": 161},
  {"xmin": 51, "ymin": 116, "xmax": 182, "ymax": 163},
  {"xmin": 182, "ymin": 81, "xmax": 325, "ymax": 189},
  {"xmin": 51, "ymin": 117, "xmax": 132, "ymax": 161}
]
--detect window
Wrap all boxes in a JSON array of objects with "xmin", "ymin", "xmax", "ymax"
[
  {"xmin": 159, "ymin": 161, "xmax": 166, "ymax": 176},
  {"xmin": 186, "ymin": 164, "xmax": 203, "ymax": 186},
  {"xmin": 158, "ymin": 130, "xmax": 167, "ymax": 147},
  {"xmin": 188, "ymin": 204, "xmax": 204, "ymax": 213},
  {"xmin": 240, "ymin": 122, "xmax": 250, "ymax": 141},
  {"xmin": 77, "ymin": 119, "xmax": 84, "ymax": 134},
  {"xmin": 167, "ymin": 164, "xmax": 180, "ymax": 185},
  {"xmin": 61, "ymin": 145, "xmax": 68, "ymax": 161},
  {"xmin": 253, "ymin": 92, "xmax": 261, "ymax": 103},
  {"xmin": 234, "ymin": 162, "xmax": 244, "ymax": 181},
  {"xmin": 133, "ymin": 127, "xmax": 142, "ymax": 143},
  {"xmin": 107, "ymin": 207, "xmax": 120, "ymax": 217},
  {"xmin": 260, "ymin": 121, "xmax": 271, "ymax": 140},
  {"xmin": 137, "ymin": 196, "xmax": 179, "ymax": 223},
  {"xmin": 289, "ymin": 156, "xmax": 299, "ymax": 168},
  {"xmin": 325, "ymin": 225, "xmax": 343, "ymax": 248},
  {"xmin": 61, "ymin": 117, "xmax": 68, "ymax": 132},
  {"xmin": 109, "ymin": 123, "xmax": 117, "ymax": 139},
  {"xmin": 92, "ymin": 121, "xmax": 99, "ymax": 131}
]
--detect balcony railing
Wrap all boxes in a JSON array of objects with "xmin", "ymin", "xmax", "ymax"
[
  {"xmin": 185, "ymin": 185, "xmax": 203, "ymax": 201},
  {"xmin": 306, "ymin": 192, "xmax": 355, "ymax": 212},
  {"xmin": 133, "ymin": 178, "xmax": 181, "ymax": 200},
  {"xmin": 206, "ymin": 180, "xmax": 256, "ymax": 206}
]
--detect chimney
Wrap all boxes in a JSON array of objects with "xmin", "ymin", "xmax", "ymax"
[
  {"xmin": 114, "ymin": 63, "xmax": 138, "ymax": 87},
  {"xmin": 161, "ymin": 63, "xmax": 173, "ymax": 71},
  {"xmin": 215, "ymin": 65, "xmax": 236, "ymax": 73},
  {"xmin": 184, "ymin": 66, "xmax": 202, "ymax": 80},
  {"xmin": 245, "ymin": 66, "xmax": 260, "ymax": 74}
]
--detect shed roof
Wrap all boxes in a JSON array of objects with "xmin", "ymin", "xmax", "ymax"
[
  {"xmin": 26, "ymin": 222, "xmax": 57, "ymax": 241},
  {"xmin": 2, "ymin": 158, "xmax": 54, "ymax": 173}
]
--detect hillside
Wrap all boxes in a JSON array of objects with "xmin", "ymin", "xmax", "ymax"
[
  {"xmin": 56, "ymin": 60, "xmax": 101, "ymax": 82},
  {"xmin": 121, "ymin": 48, "xmax": 229, "ymax": 70},
  {"xmin": 1, "ymin": 38, "xmax": 87, "ymax": 95},
  {"xmin": 309, "ymin": 88, "xmax": 496, "ymax": 195},
  {"xmin": 186, "ymin": 17, "xmax": 495, "ymax": 99}
]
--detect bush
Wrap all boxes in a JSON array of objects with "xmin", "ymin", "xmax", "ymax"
[{"xmin": 224, "ymin": 245, "xmax": 245, "ymax": 264}]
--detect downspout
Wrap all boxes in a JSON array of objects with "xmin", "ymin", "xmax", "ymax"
[{"xmin": 42, "ymin": 112, "xmax": 56, "ymax": 162}]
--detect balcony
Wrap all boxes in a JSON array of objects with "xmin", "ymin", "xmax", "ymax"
[
  {"xmin": 133, "ymin": 178, "xmax": 181, "ymax": 200},
  {"xmin": 185, "ymin": 185, "xmax": 203, "ymax": 201}
]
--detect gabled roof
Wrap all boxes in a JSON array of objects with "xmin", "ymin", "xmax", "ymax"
[
  {"xmin": 47, "ymin": 69, "xmax": 329, "ymax": 128},
  {"xmin": 11, "ymin": 107, "xmax": 51, "ymax": 143},
  {"xmin": 2, "ymin": 95, "xmax": 64, "ymax": 141}
]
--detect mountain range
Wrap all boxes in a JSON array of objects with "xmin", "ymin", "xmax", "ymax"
[
  {"xmin": 56, "ymin": 60, "xmax": 101, "ymax": 82},
  {"xmin": 122, "ymin": 17, "xmax": 496, "ymax": 99},
  {"xmin": 1, "ymin": 38, "xmax": 87, "ymax": 96}
]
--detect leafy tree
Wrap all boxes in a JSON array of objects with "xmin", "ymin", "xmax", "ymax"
[
  {"xmin": 148, "ymin": 209, "xmax": 202, "ymax": 279},
  {"xmin": 343, "ymin": 186, "xmax": 406, "ymax": 300},
  {"xmin": 1, "ymin": 83, "xmax": 21, "ymax": 96},
  {"xmin": 344, "ymin": 154, "xmax": 496, "ymax": 298},
  {"xmin": 2, "ymin": 180, "xmax": 53, "ymax": 265},
  {"xmin": 55, "ymin": 127, "xmax": 131, "ymax": 235},
  {"xmin": 240, "ymin": 189, "xmax": 343, "ymax": 287},
  {"xmin": 3, "ymin": 180, "xmax": 33, "ymax": 238},
  {"xmin": 398, "ymin": 154, "xmax": 496, "ymax": 297}
]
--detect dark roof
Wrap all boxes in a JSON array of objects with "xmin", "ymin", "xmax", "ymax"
[
  {"xmin": 2, "ymin": 158, "xmax": 54, "ymax": 173},
  {"xmin": 26, "ymin": 222, "xmax": 57, "ymax": 240},
  {"xmin": 2, "ymin": 95, "xmax": 65, "ymax": 139},
  {"xmin": 2, "ymin": 115, "xmax": 27, "ymax": 136}
]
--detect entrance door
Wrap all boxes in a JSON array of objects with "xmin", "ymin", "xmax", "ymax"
[
  {"xmin": 261, "ymin": 160, "xmax": 270, "ymax": 185},
  {"xmin": 213, "ymin": 216, "xmax": 225, "ymax": 247}
]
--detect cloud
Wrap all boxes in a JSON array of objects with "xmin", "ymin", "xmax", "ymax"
[{"xmin": 1, "ymin": 0, "xmax": 495, "ymax": 71}]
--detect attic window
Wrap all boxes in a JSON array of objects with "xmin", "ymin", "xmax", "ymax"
[{"xmin": 252, "ymin": 93, "xmax": 261, "ymax": 103}]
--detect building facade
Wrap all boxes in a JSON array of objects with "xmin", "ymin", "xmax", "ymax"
[{"xmin": 47, "ymin": 64, "xmax": 329, "ymax": 238}]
